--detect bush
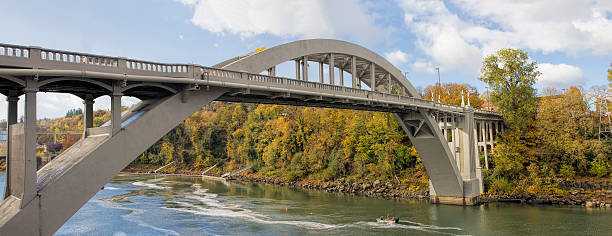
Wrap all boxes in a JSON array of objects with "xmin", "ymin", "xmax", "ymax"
[
  {"xmin": 559, "ymin": 164, "xmax": 576, "ymax": 179},
  {"xmin": 589, "ymin": 159, "xmax": 610, "ymax": 178},
  {"xmin": 488, "ymin": 177, "xmax": 513, "ymax": 194}
]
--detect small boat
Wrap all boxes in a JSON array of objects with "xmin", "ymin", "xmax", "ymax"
[{"xmin": 376, "ymin": 216, "xmax": 399, "ymax": 224}]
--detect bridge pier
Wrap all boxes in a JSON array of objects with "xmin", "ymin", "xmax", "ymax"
[
  {"xmin": 82, "ymin": 96, "xmax": 94, "ymax": 138},
  {"xmin": 328, "ymin": 53, "xmax": 334, "ymax": 85},
  {"xmin": 3, "ymin": 90, "xmax": 18, "ymax": 199},
  {"xmin": 111, "ymin": 81, "xmax": 122, "ymax": 136}
]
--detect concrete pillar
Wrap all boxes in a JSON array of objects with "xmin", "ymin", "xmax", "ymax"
[
  {"xmin": 302, "ymin": 56, "xmax": 308, "ymax": 81},
  {"xmin": 20, "ymin": 79, "xmax": 38, "ymax": 206},
  {"xmin": 483, "ymin": 122, "xmax": 489, "ymax": 169},
  {"xmin": 328, "ymin": 53, "xmax": 334, "ymax": 85},
  {"xmin": 339, "ymin": 69, "xmax": 344, "ymax": 87},
  {"xmin": 83, "ymin": 96, "xmax": 94, "ymax": 137},
  {"xmin": 267, "ymin": 66, "xmax": 275, "ymax": 76},
  {"xmin": 4, "ymin": 90, "xmax": 19, "ymax": 199},
  {"xmin": 458, "ymin": 113, "xmax": 477, "ymax": 180},
  {"xmin": 489, "ymin": 121, "xmax": 494, "ymax": 146},
  {"xmin": 111, "ymin": 81, "xmax": 122, "ymax": 136},
  {"xmin": 295, "ymin": 60, "xmax": 300, "ymax": 80},
  {"xmin": 370, "ymin": 62, "xmax": 375, "ymax": 91},
  {"xmin": 318, "ymin": 61, "xmax": 324, "ymax": 83},
  {"xmin": 387, "ymin": 74, "xmax": 392, "ymax": 93},
  {"xmin": 351, "ymin": 56, "xmax": 357, "ymax": 88}
]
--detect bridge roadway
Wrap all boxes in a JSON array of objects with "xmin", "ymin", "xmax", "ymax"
[{"xmin": 0, "ymin": 39, "xmax": 502, "ymax": 235}]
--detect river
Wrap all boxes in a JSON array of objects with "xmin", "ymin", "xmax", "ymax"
[{"xmin": 0, "ymin": 172, "xmax": 610, "ymax": 235}]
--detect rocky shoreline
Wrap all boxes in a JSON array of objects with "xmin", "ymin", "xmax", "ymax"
[
  {"xmin": 232, "ymin": 174, "xmax": 430, "ymax": 200},
  {"xmin": 121, "ymin": 166, "xmax": 610, "ymax": 208}
]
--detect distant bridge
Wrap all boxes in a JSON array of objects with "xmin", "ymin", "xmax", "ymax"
[{"xmin": 0, "ymin": 39, "xmax": 501, "ymax": 235}]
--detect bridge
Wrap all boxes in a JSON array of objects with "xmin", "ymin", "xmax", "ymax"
[{"xmin": 0, "ymin": 39, "xmax": 502, "ymax": 235}]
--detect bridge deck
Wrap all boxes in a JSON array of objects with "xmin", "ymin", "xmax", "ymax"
[{"xmin": 0, "ymin": 43, "xmax": 500, "ymax": 120}]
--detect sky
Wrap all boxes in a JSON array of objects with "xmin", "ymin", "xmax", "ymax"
[{"xmin": 0, "ymin": 0, "xmax": 610, "ymax": 119}]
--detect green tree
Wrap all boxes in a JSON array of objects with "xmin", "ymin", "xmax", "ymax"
[{"xmin": 479, "ymin": 48, "xmax": 540, "ymax": 131}]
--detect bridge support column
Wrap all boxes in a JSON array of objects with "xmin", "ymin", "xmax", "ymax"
[
  {"xmin": 82, "ymin": 96, "xmax": 94, "ymax": 138},
  {"xmin": 339, "ymin": 68, "xmax": 344, "ymax": 86},
  {"xmin": 351, "ymin": 56, "xmax": 357, "ymax": 88},
  {"xmin": 267, "ymin": 66, "xmax": 275, "ymax": 76},
  {"xmin": 4, "ymin": 90, "xmax": 18, "ymax": 199},
  {"xmin": 370, "ymin": 62, "xmax": 375, "ymax": 91},
  {"xmin": 328, "ymin": 53, "xmax": 334, "ymax": 85},
  {"xmin": 483, "ymin": 122, "xmax": 489, "ymax": 170},
  {"xmin": 453, "ymin": 110, "xmax": 482, "ymax": 203},
  {"xmin": 111, "ymin": 81, "xmax": 122, "ymax": 136},
  {"xmin": 318, "ymin": 61, "xmax": 324, "ymax": 83},
  {"xmin": 295, "ymin": 60, "xmax": 300, "ymax": 80},
  {"xmin": 6, "ymin": 79, "xmax": 39, "ymax": 208},
  {"xmin": 387, "ymin": 74, "xmax": 391, "ymax": 93},
  {"xmin": 302, "ymin": 56, "xmax": 308, "ymax": 81}
]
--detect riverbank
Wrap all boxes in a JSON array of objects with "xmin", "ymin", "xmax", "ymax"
[{"xmin": 121, "ymin": 164, "xmax": 610, "ymax": 207}]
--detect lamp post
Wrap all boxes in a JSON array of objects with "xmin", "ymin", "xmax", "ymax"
[{"xmin": 435, "ymin": 67, "xmax": 441, "ymax": 103}]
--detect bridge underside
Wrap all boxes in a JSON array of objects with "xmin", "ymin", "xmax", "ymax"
[{"xmin": 0, "ymin": 39, "xmax": 501, "ymax": 235}]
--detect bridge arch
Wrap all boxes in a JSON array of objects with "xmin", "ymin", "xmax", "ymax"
[
  {"xmin": 216, "ymin": 39, "xmax": 420, "ymax": 98},
  {"xmin": 217, "ymin": 39, "xmax": 472, "ymax": 201}
]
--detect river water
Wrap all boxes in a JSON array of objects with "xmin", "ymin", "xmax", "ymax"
[{"xmin": 0, "ymin": 172, "xmax": 610, "ymax": 235}]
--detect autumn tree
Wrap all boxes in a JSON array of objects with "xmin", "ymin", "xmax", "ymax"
[
  {"xmin": 423, "ymin": 83, "xmax": 485, "ymax": 108},
  {"xmin": 479, "ymin": 48, "xmax": 540, "ymax": 131}
]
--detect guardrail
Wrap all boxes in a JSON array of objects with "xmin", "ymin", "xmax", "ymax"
[{"xmin": 0, "ymin": 43, "xmax": 500, "ymax": 117}]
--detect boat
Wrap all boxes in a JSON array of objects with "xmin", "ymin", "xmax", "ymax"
[{"xmin": 376, "ymin": 216, "xmax": 399, "ymax": 224}]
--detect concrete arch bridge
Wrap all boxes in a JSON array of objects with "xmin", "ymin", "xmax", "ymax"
[{"xmin": 0, "ymin": 39, "xmax": 501, "ymax": 235}]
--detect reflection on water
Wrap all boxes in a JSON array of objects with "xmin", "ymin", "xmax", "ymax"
[{"xmin": 1, "ymin": 172, "xmax": 610, "ymax": 235}]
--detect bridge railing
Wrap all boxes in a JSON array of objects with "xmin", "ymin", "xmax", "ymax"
[{"xmin": 0, "ymin": 43, "xmax": 499, "ymax": 116}]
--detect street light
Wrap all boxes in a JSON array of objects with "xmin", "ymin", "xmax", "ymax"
[{"xmin": 435, "ymin": 67, "xmax": 441, "ymax": 103}]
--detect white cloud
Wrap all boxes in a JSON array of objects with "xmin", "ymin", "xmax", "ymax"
[
  {"xmin": 178, "ymin": 0, "xmax": 387, "ymax": 43},
  {"xmin": 384, "ymin": 50, "xmax": 410, "ymax": 67},
  {"xmin": 537, "ymin": 63, "xmax": 585, "ymax": 89},
  {"xmin": 213, "ymin": 43, "xmax": 219, "ymax": 48},
  {"xmin": 396, "ymin": 0, "xmax": 612, "ymax": 73},
  {"xmin": 178, "ymin": 34, "xmax": 184, "ymax": 40},
  {"xmin": 411, "ymin": 59, "xmax": 436, "ymax": 73},
  {"xmin": 175, "ymin": 0, "xmax": 198, "ymax": 6}
]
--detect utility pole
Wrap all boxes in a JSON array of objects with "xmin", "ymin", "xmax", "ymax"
[{"xmin": 435, "ymin": 67, "xmax": 441, "ymax": 103}]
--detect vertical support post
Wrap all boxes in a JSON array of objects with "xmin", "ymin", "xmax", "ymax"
[
  {"xmin": 4, "ymin": 90, "xmax": 19, "ymax": 199},
  {"xmin": 82, "ymin": 95, "xmax": 94, "ymax": 138},
  {"xmin": 458, "ymin": 112, "xmax": 477, "ymax": 180},
  {"xmin": 351, "ymin": 56, "xmax": 357, "ymax": 88},
  {"xmin": 21, "ymin": 78, "xmax": 38, "ymax": 206},
  {"xmin": 302, "ymin": 56, "xmax": 308, "ymax": 81},
  {"xmin": 328, "ymin": 53, "xmax": 334, "ymax": 85},
  {"xmin": 489, "ymin": 121, "xmax": 494, "ymax": 146},
  {"xmin": 111, "ymin": 81, "xmax": 122, "ymax": 136},
  {"xmin": 267, "ymin": 66, "xmax": 276, "ymax": 76},
  {"xmin": 339, "ymin": 69, "xmax": 344, "ymax": 87},
  {"xmin": 318, "ymin": 61, "xmax": 324, "ymax": 83},
  {"xmin": 370, "ymin": 62, "xmax": 375, "ymax": 91},
  {"xmin": 483, "ymin": 122, "xmax": 489, "ymax": 169},
  {"xmin": 444, "ymin": 113, "xmax": 448, "ymax": 141},
  {"xmin": 295, "ymin": 60, "xmax": 300, "ymax": 80},
  {"xmin": 387, "ymin": 74, "xmax": 392, "ymax": 93}
]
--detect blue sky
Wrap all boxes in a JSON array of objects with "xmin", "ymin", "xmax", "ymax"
[{"xmin": 1, "ymin": 0, "xmax": 611, "ymax": 119}]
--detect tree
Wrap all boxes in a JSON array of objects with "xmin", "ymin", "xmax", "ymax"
[
  {"xmin": 479, "ymin": 48, "xmax": 540, "ymax": 131},
  {"xmin": 608, "ymin": 63, "xmax": 611, "ymax": 92}
]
